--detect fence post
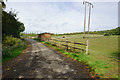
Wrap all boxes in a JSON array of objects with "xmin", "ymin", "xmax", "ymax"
[
  {"xmin": 59, "ymin": 41, "xmax": 61, "ymax": 48},
  {"xmin": 66, "ymin": 40, "xmax": 68, "ymax": 51},
  {"xmin": 74, "ymin": 42, "xmax": 75, "ymax": 52},
  {"xmin": 86, "ymin": 39, "xmax": 88, "ymax": 55},
  {"xmin": 55, "ymin": 40, "xmax": 57, "ymax": 46},
  {"xmin": 49, "ymin": 40, "xmax": 51, "ymax": 45},
  {"xmin": 54, "ymin": 40, "xmax": 56, "ymax": 46}
]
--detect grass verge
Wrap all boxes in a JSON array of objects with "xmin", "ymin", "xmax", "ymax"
[{"xmin": 2, "ymin": 40, "xmax": 27, "ymax": 63}]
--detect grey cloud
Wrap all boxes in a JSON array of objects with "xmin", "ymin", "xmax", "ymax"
[
  {"xmin": 61, "ymin": 23, "xmax": 69, "ymax": 26},
  {"xmin": 39, "ymin": 19, "xmax": 47, "ymax": 22}
]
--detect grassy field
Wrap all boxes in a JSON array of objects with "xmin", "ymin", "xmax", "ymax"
[{"xmin": 51, "ymin": 34, "xmax": 119, "ymax": 78}]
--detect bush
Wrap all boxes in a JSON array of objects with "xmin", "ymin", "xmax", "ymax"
[
  {"xmin": 104, "ymin": 33, "xmax": 110, "ymax": 36},
  {"xmin": 3, "ymin": 35, "xmax": 21, "ymax": 46},
  {"xmin": 45, "ymin": 42, "xmax": 50, "ymax": 44},
  {"xmin": 2, "ymin": 35, "xmax": 26, "ymax": 58}
]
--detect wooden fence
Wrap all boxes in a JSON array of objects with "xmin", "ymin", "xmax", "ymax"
[{"xmin": 47, "ymin": 39, "xmax": 88, "ymax": 54}]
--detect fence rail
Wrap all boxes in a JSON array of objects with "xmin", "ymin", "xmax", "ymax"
[{"xmin": 47, "ymin": 39, "xmax": 88, "ymax": 54}]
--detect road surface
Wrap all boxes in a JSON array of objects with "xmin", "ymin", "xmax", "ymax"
[{"xmin": 2, "ymin": 39, "xmax": 91, "ymax": 79}]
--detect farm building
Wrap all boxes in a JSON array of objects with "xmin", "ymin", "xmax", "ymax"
[{"xmin": 38, "ymin": 33, "xmax": 51, "ymax": 41}]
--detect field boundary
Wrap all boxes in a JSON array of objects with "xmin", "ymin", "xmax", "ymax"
[{"xmin": 47, "ymin": 39, "xmax": 88, "ymax": 54}]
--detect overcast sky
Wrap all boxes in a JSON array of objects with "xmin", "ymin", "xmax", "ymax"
[{"xmin": 5, "ymin": 1, "xmax": 118, "ymax": 34}]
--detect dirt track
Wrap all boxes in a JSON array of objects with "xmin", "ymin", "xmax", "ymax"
[{"xmin": 2, "ymin": 39, "xmax": 91, "ymax": 79}]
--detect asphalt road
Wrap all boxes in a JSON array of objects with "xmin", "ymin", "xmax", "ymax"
[{"xmin": 2, "ymin": 39, "xmax": 91, "ymax": 79}]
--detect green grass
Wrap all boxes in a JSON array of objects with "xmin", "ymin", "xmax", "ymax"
[
  {"xmin": 2, "ymin": 40, "xmax": 27, "ymax": 63},
  {"xmin": 51, "ymin": 34, "xmax": 119, "ymax": 78},
  {"xmin": 42, "ymin": 42, "xmax": 106, "ymax": 77},
  {"xmin": 33, "ymin": 38, "xmax": 41, "ymax": 42}
]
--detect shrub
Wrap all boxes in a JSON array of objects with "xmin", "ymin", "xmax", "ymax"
[
  {"xmin": 104, "ymin": 33, "xmax": 110, "ymax": 36},
  {"xmin": 2, "ymin": 35, "xmax": 26, "ymax": 57},
  {"xmin": 45, "ymin": 42, "xmax": 50, "ymax": 44},
  {"xmin": 3, "ymin": 35, "xmax": 21, "ymax": 46}
]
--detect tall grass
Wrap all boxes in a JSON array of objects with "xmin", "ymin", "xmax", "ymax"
[{"xmin": 2, "ymin": 35, "xmax": 27, "ymax": 62}]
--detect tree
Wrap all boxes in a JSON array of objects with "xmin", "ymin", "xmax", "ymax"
[
  {"xmin": 19, "ymin": 22, "xmax": 25, "ymax": 32},
  {"xmin": 0, "ymin": 0, "xmax": 7, "ymax": 10},
  {"xmin": 1, "ymin": 0, "xmax": 25, "ymax": 40},
  {"xmin": 2, "ymin": 10, "xmax": 25, "ymax": 39}
]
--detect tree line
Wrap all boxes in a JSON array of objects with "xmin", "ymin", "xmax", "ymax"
[
  {"xmin": 97, "ymin": 27, "xmax": 120, "ymax": 36},
  {"xmin": 54, "ymin": 27, "xmax": 120, "ymax": 36}
]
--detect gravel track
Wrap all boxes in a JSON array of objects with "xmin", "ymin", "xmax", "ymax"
[{"xmin": 2, "ymin": 39, "xmax": 91, "ymax": 79}]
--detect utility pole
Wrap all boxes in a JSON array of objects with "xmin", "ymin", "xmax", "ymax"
[
  {"xmin": 88, "ymin": 3, "xmax": 93, "ymax": 38},
  {"xmin": 83, "ymin": 1, "xmax": 86, "ymax": 39},
  {"xmin": 83, "ymin": 1, "xmax": 93, "ymax": 55},
  {"xmin": 83, "ymin": 1, "xmax": 93, "ymax": 38}
]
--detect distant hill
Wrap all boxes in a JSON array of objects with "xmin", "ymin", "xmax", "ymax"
[
  {"xmin": 97, "ymin": 27, "xmax": 120, "ymax": 36},
  {"xmin": 54, "ymin": 27, "xmax": 120, "ymax": 36}
]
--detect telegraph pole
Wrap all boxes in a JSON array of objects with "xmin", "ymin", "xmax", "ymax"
[
  {"xmin": 83, "ymin": 1, "xmax": 86, "ymax": 38},
  {"xmin": 83, "ymin": 1, "xmax": 93, "ymax": 55},
  {"xmin": 83, "ymin": 1, "xmax": 93, "ymax": 38},
  {"xmin": 88, "ymin": 3, "xmax": 93, "ymax": 38}
]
